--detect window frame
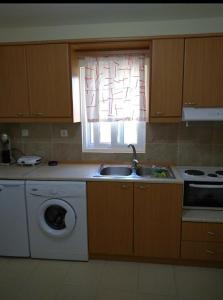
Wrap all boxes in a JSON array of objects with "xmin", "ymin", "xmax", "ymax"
[{"xmin": 73, "ymin": 41, "xmax": 150, "ymax": 153}]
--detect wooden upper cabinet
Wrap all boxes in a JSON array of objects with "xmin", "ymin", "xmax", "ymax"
[
  {"xmin": 0, "ymin": 46, "xmax": 30, "ymax": 117},
  {"xmin": 87, "ymin": 181, "xmax": 134, "ymax": 256},
  {"xmin": 150, "ymin": 38, "xmax": 184, "ymax": 121},
  {"xmin": 26, "ymin": 44, "xmax": 72, "ymax": 117},
  {"xmin": 134, "ymin": 183, "xmax": 182, "ymax": 259},
  {"xmin": 183, "ymin": 37, "xmax": 223, "ymax": 107}
]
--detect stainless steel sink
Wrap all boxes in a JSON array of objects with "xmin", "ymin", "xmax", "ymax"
[
  {"xmin": 94, "ymin": 164, "xmax": 175, "ymax": 179},
  {"xmin": 99, "ymin": 166, "xmax": 132, "ymax": 176},
  {"xmin": 135, "ymin": 166, "xmax": 175, "ymax": 179}
]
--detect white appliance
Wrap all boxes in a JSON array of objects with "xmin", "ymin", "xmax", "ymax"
[
  {"xmin": 26, "ymin": 181, "xmax": 88, "ymax": 261},
  {"xmin": 0, "ymin": 180, "xmax": 30, "ymax": 257},
  {"xmin": 17, "ymin": 156, "xmax": 42, "ymax": 166},
  {"xmin": 182, "ymin": 107, "xmax": 223, "ymax": 121},
  {"xmin": 177, "ymin": 166, "xmax": 223, "ymax": 210}
]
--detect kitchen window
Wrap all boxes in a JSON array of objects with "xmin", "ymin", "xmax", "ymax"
[{"xmin": 79, "ymin": 51, "xmax": 149, "ymax": 153}]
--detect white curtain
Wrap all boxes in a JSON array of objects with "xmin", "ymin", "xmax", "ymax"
[{"xmin": 83, "ymin": 54, "xmax": 147, "ymax": 122}]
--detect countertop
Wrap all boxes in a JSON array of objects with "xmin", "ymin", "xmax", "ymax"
[
  {"xmin": 0, "ymin": 163, "xmax": 183, "ymax": 184},
  {"xmin": 0, "ymin": 164, "xmax": 40, "ymax": 179},
  {"xmin": 182, "ymin": 209, "xmax": 223, "ymax": 223},
  {"xmin": 2, "ymin": 163, "xmax": 223, "ymax": 223}
]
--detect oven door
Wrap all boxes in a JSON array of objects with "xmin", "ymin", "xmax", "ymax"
[{"xmin": 184, "ymin": 181, "xmax": 223, "ymax": 209}]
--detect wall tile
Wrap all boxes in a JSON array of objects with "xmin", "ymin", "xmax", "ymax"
[
  {"xmin": 177, "ymin": 143, "xmax": 212, "ymax": 166},
  {"xmin": 52, "ymin": 123, "xmax": 82, "ymax": 144},
  {"xmin": 212, "ymin": 123, "xmax": 223, "ymax": 145},
  {"xmin": 23, "ymin": 142, "xmax": 51, "ymax": 162},
  {"xmin": 11, "ymin": 142, "xmax": 25, "ymax": 161},
  {"xmin": 1, "ymin": 121, "xmax": 223, "ymax": 166},
  {"xmin": 20, "ymin": 124, "xmax": 52, "ymax": 141},
  {"xmin": 3, "ymin": 123, "xmax": 21, "ymax": 139},
  {"xmin": 145, "ymin": 143, "xmax": 178, "ymax": 165},
  {"xmin": 211, "ymin": 144, "xmax": 223, "ymax": 166},
  {"xmin": 147, "ymin": 123, "xmax": 179, "ymax": 143},
  {"xmin": 51, "ymin": 143, "xmax": 82, "ymax": 161},
  {"xmin": 178, "ymin": 123, "xmax": 213, "ymax": 144}
]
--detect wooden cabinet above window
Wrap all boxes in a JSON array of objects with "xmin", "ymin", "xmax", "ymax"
[
  {"xmin": 183, "ymin": 36, "xmax": 223, "ymax": 107},
  {"xmin": 150, "ymin": 38, "xmax": 184, "ymax": 123},
  {"xmin": 0, "ymin": 43, "xmax": 77, "ymax": 123}
]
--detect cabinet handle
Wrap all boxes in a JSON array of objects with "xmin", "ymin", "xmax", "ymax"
[
  {"xmin": 136, "ymin": 185, "xmax": 149, "ymax": 190},
  {"xmin": 17, "ymin": 113, "xmax": 27, "ymax": 117},
  {"xmin": 207, "ymin": 231, "xmax": 215, "ymax": 236},
  {"xmin": 32, "ymin": 112, "xmax": 45, "ymax": 116},
  {"xmin": 121, "ymin": 184, "xmax": 128, "ymax": 189},
  {"xmin": 206, "ymin": 249, "xmax": 215, "ymax": 255},
  {"xmin": 184, "ymin": 102, "xmax": 197, "ymax": 106},
  {"xmin": 155, "ymin": 112, "xmax": 163, "ymax": 115}
]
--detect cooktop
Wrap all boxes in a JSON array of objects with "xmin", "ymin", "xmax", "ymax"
[{"xmin": 177, "ymin": 166, "xmax": 223, "ymax": 182}]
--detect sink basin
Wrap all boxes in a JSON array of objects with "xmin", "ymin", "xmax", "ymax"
[
  {"xmin": 136, "ymin": 166, "xmax": 175, "ymax": 179},
  {"xmin": 100, "ymin": 166, "xmax": 132, "ymax": 176}
]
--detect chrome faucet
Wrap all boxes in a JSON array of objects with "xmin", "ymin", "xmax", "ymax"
[{"xmin": 128, "ymin": 144, "xmax": 139, "ymax": 171}]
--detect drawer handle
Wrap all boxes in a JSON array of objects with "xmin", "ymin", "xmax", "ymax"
[
  {"xmin": 206, "ymin": 249, "xmax": 215, "ymax": 255},
  {"xmin": 155, "ymin": 112, "xmax": 163, "ymax": 115},
  {"xmin": 207, "ymin": 231, "xmax": 215, "ymax": 236}
]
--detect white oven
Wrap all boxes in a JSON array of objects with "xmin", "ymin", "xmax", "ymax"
[{"xmin": 177, "ymin": 166, "xmax": 223, "ymax": 210}]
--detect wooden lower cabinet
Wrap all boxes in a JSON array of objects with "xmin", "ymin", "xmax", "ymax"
[
  {"xmin": 134, "ymin": 183, "xmax": 182, "ymax": 258},
  {"xmin": 181, "ymin": 241, "xmax": 223, "ymax": 262},
  {"xmin": 182, "ymin": 222, "xmax": 223, "ymax": 243},
  {"xmin": 87, "ymin": 181, "xmax": 134, "ymax": 256},
  {"xmin": 181, "ymin": 222, "xmax": 223, "ymax": 262}
]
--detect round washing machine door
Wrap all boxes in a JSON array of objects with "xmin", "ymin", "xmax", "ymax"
[{"xmin": 38, "ymin": 199, "xmax": 76, "ymax": 238}]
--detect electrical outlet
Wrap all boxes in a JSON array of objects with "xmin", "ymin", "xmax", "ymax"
[
  {"xmin": 21, "ymin": 129, "xmax": 29, "ymax": 137},
  {"xmin": 60, "ymin": 129, "xmax": 68, "ymax": 137}
]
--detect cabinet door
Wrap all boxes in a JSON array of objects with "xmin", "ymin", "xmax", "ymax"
[
  {"xmin": 0, "ymin": 46, "xmax": 29, "ymax": 117},
  {"xmin": 87, "ymin": 182, "xmax": 133, "ymax": 256},
  {"xmin": 134, "ymin": 183, "xmax": 182, "ymax": 258},
  {"xmin": 183, "ymin": 37, "xmax": 223, "ymax": 107},
  {"xmin": 26, "ymin": 44, "xmax": 72, "ymax": 117},
  {"xmin": 150, "ymin": 39, "xmax": 184, "ymax": 120}
]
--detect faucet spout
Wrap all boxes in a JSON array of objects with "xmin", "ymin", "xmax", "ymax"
[{"xmin": 128, "ymin": 144, "xmax": 139, "ymax": 171}]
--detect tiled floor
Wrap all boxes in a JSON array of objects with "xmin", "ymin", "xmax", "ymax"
[{"xmin": 0, "ymin": 257, "xmax": 222, "ymax": 300}]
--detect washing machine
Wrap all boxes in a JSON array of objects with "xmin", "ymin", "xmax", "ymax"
[{"xmin": 26, "ymin": 181, "xmax": 88, "ymax": 261}]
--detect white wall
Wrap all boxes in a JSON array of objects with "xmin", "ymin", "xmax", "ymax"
[{"xmin": 0, "ymin": 17, "xmax": 223, "ymax": 42}]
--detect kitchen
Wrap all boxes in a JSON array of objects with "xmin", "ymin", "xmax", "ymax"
[{"xmin": 0, "ymin": 3, "xmax": 223, "ymax": 300}]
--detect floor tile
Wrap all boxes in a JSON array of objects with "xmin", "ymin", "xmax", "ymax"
[
  {"xmin": 0, "ymin": 282, "xmax": 20, "ymax": 300},
  {"xmin": 55, "ymin": 284, "xmax": 97, "ymax": 300},
  {"xmin": 0, "ymin": 257, "xmax": 222, "ymax": 300},
  {"xmin": 64, "ymin": 260, "xmax": 105, "ymax": 288},
  {"xmin": 96, "ymin": 288, "xmax": 177, "ymax": 300},
  {"xmin": 138, "ymin": 263, "xmax": 177, "ymax": 296},
  {"xmin": 98, "ymin": 260, "xmax": 139, "ymax": 292},
  {"xmin": 26, "ymin": 258, "xmax": 71, "ymax": 285},
  {"xmin": 174, "ymin": 265, "xmax": 223, "ymax": 300},
  {"xmin": 16, "ymin": 281, "xmax": 59, "ymax": 300},
  {"xmin": 0, "ymin": 257, "xmax": 36, "ymax": 284}
]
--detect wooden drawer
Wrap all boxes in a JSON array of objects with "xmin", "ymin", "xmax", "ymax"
[
  {"xmin": 181, "ymin": 241, "xmax": 223, "ymax": 261},
  {"xmin": 182, "ymin": 222, "xmax": 223, "ymax": 243}
]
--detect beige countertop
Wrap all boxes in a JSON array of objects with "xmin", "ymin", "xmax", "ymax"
[
  {"xmin": 0, "ymin": 163, "xmax": 183, "ymax": 183},
  {"xmin": 25, "ymin": 163, "xmax": 100, "ymax": 181},
  {"xmin": 182, "ymin": 209, "xmax": 223, "ymax": 223},
  {"xmin": 0, "ymin": 164, "xmax": 40, "ymax": 180}
]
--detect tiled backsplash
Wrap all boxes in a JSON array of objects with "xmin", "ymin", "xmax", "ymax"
[{"xmin": 0, "ymin": 122, "xmax": 223, "ymax": 166}]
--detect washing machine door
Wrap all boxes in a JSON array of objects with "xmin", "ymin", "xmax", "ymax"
[{"xmin": 38, "ymin": 199, "xmax": 76, "ymax": 237}]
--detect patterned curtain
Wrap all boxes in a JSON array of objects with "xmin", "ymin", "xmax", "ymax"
[{"xmin": 83, "ymin": 54, "xmax": 147, "ymax": 122}]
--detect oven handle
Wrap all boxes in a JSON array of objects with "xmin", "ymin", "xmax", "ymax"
[{"xmin": 189, "ymin": 184, "xmax": 223, "ymax": 189}]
